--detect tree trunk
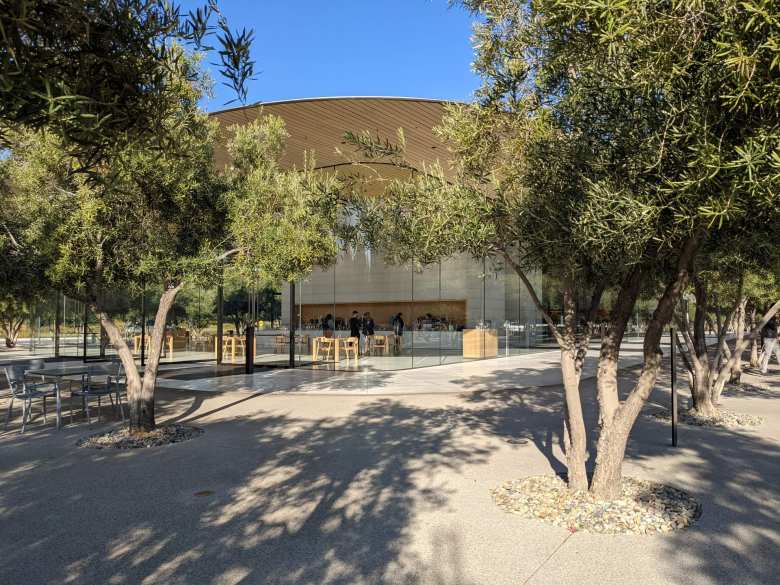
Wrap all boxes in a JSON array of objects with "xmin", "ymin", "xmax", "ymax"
[
  {"xmin": 730, "ymin": 299, "xmax": 746, "ymax": 382},
  {"xmin": 95, "ymin": 309, "xmax": 145, "ymax": 427},
  {"xmin": 749, "ymin": 307, "xmax": 759, "ymax": 367},
  {"xmin": 501, "ymin": 252, "xmax": 593, "ymax": 491},
  {"xmin": 590, "ymin": 353, "xmax": 663, "ymax": 500},
  {"xmin": 674, "ymin": 316, "xmax": 717, "ymax": 416},
  {"xmin": 558, "ymin": 277, "xmax": 600, "ymax": 491},
  {"xmin": 136, "ymin": 284, "xmax": 183, "ymax": 431},
  {"xmin": 690, "ymin": 362, "xmax": 718, "ymax": 416},
  {"xmin": 94, "ymin": 283, "xmax": 183, "ymax": 432},
  {"xmin": 590, "ymin": 234, "xmax": 700, "ymax": 500},
  {"xmin": 561, "ymin": 350, "xmax": 588, "ymax": 490},
  {"xmin": 588, "ymin": 268, "xmax": 644, "ymax": 500},
  {"xmin": 596, "ymin": 268, "xmax": 643, "ymax": 428},
  {"xmin": 1, "ymin": 316, "xmax": 25, "ymax": 348},
  {"xmin": 704, "ymin": 277, "xmax": 745, "ymax": 406},
  {"xmin": 710, "ymin": 299, "xmax": 780, "ymax": 404}
]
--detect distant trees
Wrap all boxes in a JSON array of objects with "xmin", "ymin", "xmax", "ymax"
[
  {"xmin": 0, "ymin": 297, "xmax": 31, "ymax": 348},
  {"xmin": 675, "ymin": 234, "xmax": 780, "ymax": 415},
  {"xmin": 220, "ymin": 285, "xmax": 280, "ymax": 335}
]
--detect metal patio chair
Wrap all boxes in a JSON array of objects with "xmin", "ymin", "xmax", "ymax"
[
  {"xmin": 3, "ymin": 366, "xmax": 58, "ymax": 434},
  {"xmin": 70, "ymin": 361, "xmax": 125, "ymax": 424}
]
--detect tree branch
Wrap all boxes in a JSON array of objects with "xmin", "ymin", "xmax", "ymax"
[{"xmin": 500, "ymin": 248, "xmax": 562, "ymax": 345}]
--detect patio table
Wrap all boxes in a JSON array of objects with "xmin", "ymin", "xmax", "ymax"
[{"xmin": 26, "ymin": 364, "xmax": 95, "ymax": 430}]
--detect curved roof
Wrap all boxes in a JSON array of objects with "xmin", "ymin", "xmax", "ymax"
[{"xmin": 210, "ymin": 96, "xmax": 453, "ymax": 180}]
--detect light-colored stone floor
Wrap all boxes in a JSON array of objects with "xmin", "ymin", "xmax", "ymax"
[{"xmin": 153, "ymin": 338, "xmax": 657, "ymax": 394}]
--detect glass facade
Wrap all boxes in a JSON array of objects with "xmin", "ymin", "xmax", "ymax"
[
  {"xmin": 283, "ymin": 245, "xmax": 546, "ymax": 371},
  {"xmin": 5, "ymin": 252, "xmax": 551, "ymax": 372}
]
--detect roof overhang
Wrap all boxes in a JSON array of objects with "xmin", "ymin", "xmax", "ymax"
[{"xmin": 210, "ymin": 97, "xmax": 456, "ymax": 190}]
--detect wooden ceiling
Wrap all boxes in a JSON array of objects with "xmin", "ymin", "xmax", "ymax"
[{"xmin": 210, "ymin": 97, "xmax": 453, "ymax": 184}]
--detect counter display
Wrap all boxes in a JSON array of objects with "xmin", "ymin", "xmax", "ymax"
[{"xmin": 462, "ymin": 328, "xmax": 498, "ymax": 358}]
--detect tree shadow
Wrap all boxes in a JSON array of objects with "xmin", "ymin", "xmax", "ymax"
[
  {"xmin": 627, "ymin": 415, "xmax": 780, "ymax": 585},
  {"xmin": 0, "ymin": 394, "xmax": 490, "ymax": 584},
  {"xmin": 449, "ymin": 365, "xmax": 601, "ymax": 474},
  {"xmin": 1, "ymin": 356, "xmax": 779, "ymax": 584},
  {"xmin": 613, "ymin": 363, "xmax": 780, "ymax": 585}
]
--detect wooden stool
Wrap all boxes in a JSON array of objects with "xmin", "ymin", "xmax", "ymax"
[
  {"xmin": 314, "ymin": 337, "xmax": 335, "ymax": 361},
  {"xmin": 343, "ymin": 337, "xmax": 359, "ymax": 359},
  {"xmin": 371, "ymin": 335, "xmax": 388, "ymax": 355}
]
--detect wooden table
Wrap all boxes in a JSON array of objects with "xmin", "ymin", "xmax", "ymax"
[
  {"xmin": 133, "ymin": 334, "xmax": 175, "ymax": 355},
  {"xmin": 462, "ymin": 328, "xmax": 498, "ymax": 358}
]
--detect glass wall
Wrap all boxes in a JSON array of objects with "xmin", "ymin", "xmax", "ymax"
[
  {"xmin": 249, "ymin": 282, "xmax": 286, "ymax": 367},
  {"xmin": 4, "ymin": 249, "xmax": 546, "ymax": 371},
  {"xmin": 16, "ymin": 291, "xmax": 59, "ymax": 357},
  {"xmin": 154, "ymin": 284, "xmax": 220, "ymax": 363},
  {"xmin": 284, "ymin": 245, "xmax": 544, "ymax": 371},
  {"xmin": 82, "ymin": 289, "xmax": 141, "ymax": 359}
]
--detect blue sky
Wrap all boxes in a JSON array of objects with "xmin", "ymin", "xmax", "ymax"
[{"xmin": 183, "ymin": 1, "xmax": 480, "ymax": 112}]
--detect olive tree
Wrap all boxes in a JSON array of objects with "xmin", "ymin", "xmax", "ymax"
[
  {"xmin": 2, "ymin": 88, "xmax": 226, "ymax": 431},
  {"xmin": 352, "ymin": 0, "xmax": 780, "ymax": 499},
  {"xmin": 3, "ymin": 102, "xmax": 350, "ymax": 433},
  {"xmin": 0, "ymin": 0, "xmax": 254, "ymax": 161},
  {"xmin": 744, "ymin": 272, "xmax": 780, "ymax": 368},
  {"xmin": 674, "ymin": 235, "xmax": 780, "ymax": 415},
  {"xmin": 223, "ymin": 114, "xmax": 344, "ymax": 298}
]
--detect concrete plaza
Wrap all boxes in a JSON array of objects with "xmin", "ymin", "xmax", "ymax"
[{"xmin": 1, "ymin": 347, "xmax": 778, "ymax": 585}]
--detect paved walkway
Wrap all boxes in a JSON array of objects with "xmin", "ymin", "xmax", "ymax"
[
  {"xmin": 0, "ymin": 347, "xmax": 778, "ymax": 585},
  {"xmin": 154, "ymin": 338, "xmax": 661, "ymax": 394}
]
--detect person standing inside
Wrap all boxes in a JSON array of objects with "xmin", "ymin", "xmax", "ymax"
[
  {"xmin": 392, "ymin": 312, "xmax": 404, "ymax": 354},
  {"xmin": 349, "ymin": 310, "xmax": 362, "ymax": 344},
  {"xmin": 323, "ymin": 313, "xmax": 334, "ymax": 338},
  {"xmin": 362, "ymin": 311, "xmax": 375, "ymax": 354},
  {"xmin": 760, "ymin": 314, "xmax": 779, "ymax": 374}
]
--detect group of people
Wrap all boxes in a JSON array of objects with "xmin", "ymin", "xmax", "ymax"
[
  {"xmin": 348, "ymin": 311, "xmax": 376, "ymax": 339},
  {"xmin": 348, "ymin": 311, "xmax": 405, "ymax": 354}
]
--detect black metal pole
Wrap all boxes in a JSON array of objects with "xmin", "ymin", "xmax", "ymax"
[
  {"xmin": 54, "ymin": 291, "xmax": 62, "ymax": 358},
  {"xmin": 216, "ymin": 285, "xmax": 224, "ymax": 364},
  {"xmin": 671, "ymin": 326, "xmax": 678, "ymax": 447},
  {"xmin": 82, "ymin": 302, "xmax": 88, "ymax": 361},
  {"xmin": 245, "ymin": 324, "xmax": 254, "ymax": 374},
  {"xmin": 289, "ymin": 281, "xmax": 296, "ymax": 368}
]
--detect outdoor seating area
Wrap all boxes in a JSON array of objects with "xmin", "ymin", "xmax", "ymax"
[{"xmin": 3, "ymin": 360, "xmax": 126, "ymax": 433}]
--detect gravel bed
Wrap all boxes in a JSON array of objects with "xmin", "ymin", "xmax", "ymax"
[
  {"xmin": 491, "ymin": 475, "xmax": 700, "ymax": 534},
  {"xmin": 650, "ymin": 407, "xmax": 765, "ymax": 428},
  {"xmin": 77, "ymin": 424, "xmax": 204, "ymax": 449}
]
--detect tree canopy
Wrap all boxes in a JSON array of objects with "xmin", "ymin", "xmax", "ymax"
[
  {"xmin": 348, "ymin": 0, "xmax": 780, "ymax": 498},
  {"xmin": 0, "ymin": 0, "xmax": 255, "ymax": 163},
  {"xmin": 224, "ymin": 115, "xmax": 345, "ymax": 287}
]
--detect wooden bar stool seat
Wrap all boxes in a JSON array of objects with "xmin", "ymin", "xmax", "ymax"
[
  {"xmin": 371, "ymin": 335, "xmax": 388, "ymax": 356},
  {"xmin": 343, "ymin": 337, "xmax": 359, "ymax": 360}
]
